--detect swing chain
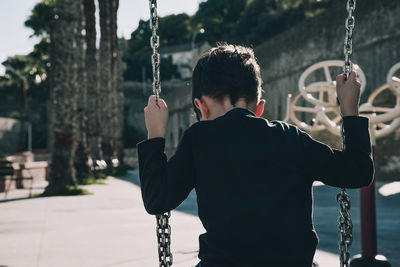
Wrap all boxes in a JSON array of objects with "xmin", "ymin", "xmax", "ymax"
[
  {"xmin": 156, "ymin": 212, "xmax": 173, "ymax": 267},
  {"xmin": 337, "ymin": 188, "xmax": 353, "ymax": 267},
  {"xmin": 149, "ymin": 1, "xmax": 172, "ymax": 266},
  {"xmin": 338, "ymin": 0, "xmax": 356, "ymax": 262},
  {"xmin": 149, "ymin": 0, "xmax": 161, "ymax": 99},
  {"xmin": 343, "ymin": 0, "xmax": 356, "ymax": 78}
]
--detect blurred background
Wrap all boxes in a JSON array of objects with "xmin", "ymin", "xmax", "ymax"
[{"xmin": 0, "ymin": 0, "xmax": 399, "ymax": 266}]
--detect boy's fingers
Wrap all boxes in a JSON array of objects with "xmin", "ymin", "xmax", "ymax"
[
  {"xmin": 157, "ymin": 98, "xmax": 168, "ymax": 109},
  {"xmin": 349, "ymin": 71, "xmax": 357, "ymax": 81},
  {"xmin": 147, "ymin": 95, "xmax": 168, "ymax": 109},
  {"xmin": 148, "ymin": 95, "xmax": 157, "ymax": 104},
  {"xmin": 336, "ymin": 73, "xmax": 345, "ymax": 86}
]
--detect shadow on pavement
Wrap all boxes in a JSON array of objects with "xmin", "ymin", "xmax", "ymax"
[
  {"xmin": 313, "ymin": 185, "xmax": 400, "ymax": 266},
  {"xmin": 0, "ymin": 196, "xmax": 41, "ymax": 203},
  {"xmin": 114, "ymin": 169, "xmax": 198, "ymax": 216},
  {"xmin": 116, "ymin": 170, "xmax": 400, "ymax": 266}
]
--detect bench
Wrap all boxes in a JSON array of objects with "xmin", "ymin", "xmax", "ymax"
[{"xmin": 0, "ymin": 160, "xmax": 33, "ymax": 199}]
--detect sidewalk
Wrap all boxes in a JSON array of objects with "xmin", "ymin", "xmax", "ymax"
[{"xmin": 0, "ymin": 171, "xmax": 339, "ymax": 267}]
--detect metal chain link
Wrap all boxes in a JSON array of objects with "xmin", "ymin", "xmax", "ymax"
[
  {"xmin": 337, "ymin": 188, "xmax": 353, "ymax": 267},
  {"xmin": 343, "ymin": 0, "xmax": 356, "ymax": 79},
  {"xmin": 149, "ymin": 1, "xmax": 172, "ymax": 266},
  {"xmin": 156, "ymin": 212, "xmax": 173, "ymax": 267},
  {"xmin": 149, "ymin": 0, "xmax": 161, "ymax": 99},
  {"xmin": 338, "ymin": 122, "xmax": 353, "ymax": 267},
  {"xmin": 337, "ymin": 1, "xmax": 356, "ymax": 266}
]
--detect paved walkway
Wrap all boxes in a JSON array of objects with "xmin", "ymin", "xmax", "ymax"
[{"xmin": 0, "ymin": 170, "xmax": 398, "ymax": 267}]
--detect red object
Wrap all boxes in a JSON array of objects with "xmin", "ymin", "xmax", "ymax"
[
  {"xmin": 350, "ymin": 146, "xmax": 391, "ymax": 266},
  {"xmin": 360, "ymin": 145, "xmax": 377, "ymax": 257},
  {"xmin": 359, "ymin": 179, "xmax": 377, "ymax": 257}
]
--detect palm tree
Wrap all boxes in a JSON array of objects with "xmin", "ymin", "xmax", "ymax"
[
  {"xmin": 83, "ymin": 0, "xmax": 101, "ymax": 168},
  {"xmin": 99, "ymin": 0, "xmax": 114, "ymax": 172},
  {"xmin": 74, "ymin": 1, "xmax": 91, "ymax": 182},
  {"xmin": 1, "ymin": 57, "xmax": 30, "ymax": 152},
  {"xmin": 110, "ymin": 0, "xmax": 124, "ymax": 164},
  {"xmin": 45, "ymin": 0, "xmax": 83, "ymax": 193}
]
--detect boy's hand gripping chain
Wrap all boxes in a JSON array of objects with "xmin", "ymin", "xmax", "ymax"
[
  {"xmin": 149, "ymin": 1, "xmax": 173, "ymax": 266},
  {"xmin": 338, "ymin": 1, "xmax": 356, "ymax": 266}
]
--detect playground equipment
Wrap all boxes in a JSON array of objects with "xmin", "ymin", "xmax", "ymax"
[
  {"xmin": 289, "ymin": 62, "xmax": 400, "ymax": 138},
  {"xmin": 288, "ymin": 60, "xmax": 366, "ymax": 133},
  {"xmin": 286, "ymin": 61, "xmax": 400, "ymax": 267}
]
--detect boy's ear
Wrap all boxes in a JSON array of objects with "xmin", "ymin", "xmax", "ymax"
[
  {"xmin": 254, "ymin": 99, "xmax": 265, "ymax": 117},
  {"xmin": 194, "ymin": 97, "xmax": 210, "ymax": 120}
]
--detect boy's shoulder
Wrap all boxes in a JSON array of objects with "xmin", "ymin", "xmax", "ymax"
[
  {"xmin": 186, "ymin": 117, "xmax": 305, "ymax": 137},
  {"xmin": 268, "ymin": 119, "xmax": 308, "ymax": 138},
  {"xmin": 270, "ymin": 119, "xmax": 302, "ymax": 131},
  {"xmin": 183, "ymin": 120, "xmax": 213, "ymax": 136}
]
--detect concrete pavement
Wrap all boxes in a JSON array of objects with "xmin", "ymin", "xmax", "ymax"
[
  {"xmin": 0, "ymin": 170, "xmax": 398, "ymax": 267},
  {"xmin": 0, "ymin": 174, "xmax": 201, "ymax": 267}
]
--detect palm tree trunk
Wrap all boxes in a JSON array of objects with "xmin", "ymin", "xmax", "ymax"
[
  {"xmin": 99, "ymin": 0, "xmax": 113, "ymax": 173},
  {"xmin": 47, "ymin": 31, "xmax": 56, "ymax": 154},
  {"xmin": 83, "ymin": 0, "xmax": 101, "ymax": 168},
  {"xmin": 45, "ymin": 0, "xmax": 82, "ymax": 193},
  {"xmin": 74, "ymin": 1, "xmax": 91, "ymax": 182},
  {"xmin": 110, "ymin": 0, "xmax": 124, "ymax": 164}
]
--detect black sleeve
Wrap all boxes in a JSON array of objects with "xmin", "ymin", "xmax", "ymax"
[
  {"xmin": 137, "ymin": 129, "xmax": 195, "ymax": 215},
  {"xmin": 297, "ymin": 116, "xmax": 374, "ymax": 188}
]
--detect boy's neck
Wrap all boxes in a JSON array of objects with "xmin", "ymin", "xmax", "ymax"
[
  {"xmin": 198, "ymin": 95, "xmax": 260, "ymax": 121},
  {"xmin": 223, "ymin": 97, "xmax": 255, "ymax": 111},
  {"xmin": 210, "ymin": 97, "xmax": 254, "ymax": 119}
]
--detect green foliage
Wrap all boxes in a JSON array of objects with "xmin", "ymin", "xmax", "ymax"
[
  {"xmin": 124, "ymin": 0, "xmax": 332, "ymax": 81},
  {"xmin": 234, "ymin": 0, "xmax": 307, "ymax": 45},
  {"xmin": 24, "ymin": 0, "xmax": 56, "ymax": 38},
  {"xmin": 0, "ymin": 49, "xmax": 49, "ymax": 149},
  {"xmin": 77, "ymin": 170, "xmax": 109, "ymax": 185},
  {"xmin": 193, "ymin": 0, "xmax": 247, "ymax": 44},
  {"xmin": 41, "ymin": 185, "xmax": 91, "ymax": 196},
  {"xmin": 123, "ymin": 14, "xmax": 192, "ymax": 81},
  {"xmin": 111, "ymin": 163, "xmax": 134, "ymax": 177},
  {"xmin": 78, "ymin": 174, "xmax": 107, "ymax": 185},
  {"xmin": 0, "ymin": 0, "xmax": 54, "ymax": 149},
  {"xmin": 95, "ymin": 172, "xmax": 108, "ymax": 180}
]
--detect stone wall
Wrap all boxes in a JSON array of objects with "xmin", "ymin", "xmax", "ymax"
[
  {"xmin": 124, "ymin": 80, "xmax": 197, "ymax": 155},
  {"xmin": 255, "ymin": 0, "xmax": 400, "ymax": 120},
  {"xmin": 253, "ymin": 0, "xmax": 400, "ymax": 180}
]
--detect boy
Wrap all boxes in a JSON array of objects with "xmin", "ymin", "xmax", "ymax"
[{"xmin": 137, "ymin": 44, "xmax": 374, "ymax": 267}]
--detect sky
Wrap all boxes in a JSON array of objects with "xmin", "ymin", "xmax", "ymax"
[{"xmin": 0, "ymin": 0, "xmax": 203, "ymax": 75}]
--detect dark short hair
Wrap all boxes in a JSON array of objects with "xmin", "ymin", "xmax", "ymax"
[{"xmin": 192, "ymin": 43, "xmax": 262, "ymax": 120}]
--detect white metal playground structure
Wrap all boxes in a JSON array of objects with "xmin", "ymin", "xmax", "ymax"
[
  {"xmin": 285, "ymin": 61, "xmax": 400, "ymax": 267},
  {"xmin": 287, "ymin": 61, "xmax": 400, "ymax": 143}
]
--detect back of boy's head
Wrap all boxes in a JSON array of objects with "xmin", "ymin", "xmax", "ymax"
[{"xmin": 192, "ymin": 43, "xmax": 262, "ymax": 120}]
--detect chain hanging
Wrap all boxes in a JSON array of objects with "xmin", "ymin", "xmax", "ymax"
[
  {"xmin": 149, "ymin": 1, "xmax": 173, "ymax": 266},
  {"xmin": 149, "ymin": 0, "xmax": 161, "ymax": 99},
  {"xmin": 337, "ymin": 1, "xmax": 356, "ymax": 266},
  {"xmin": 343, "ymin": 0, "xmax": 356, "ymax": 79},
  {"xmin": 156, "ymin": 212, "xmax": 173, "ymax": 267}
]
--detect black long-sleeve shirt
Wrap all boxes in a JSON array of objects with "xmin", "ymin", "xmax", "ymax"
[{"xmin": 137, "ymin": 108, "xmax": 374, "ymax": 267}]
